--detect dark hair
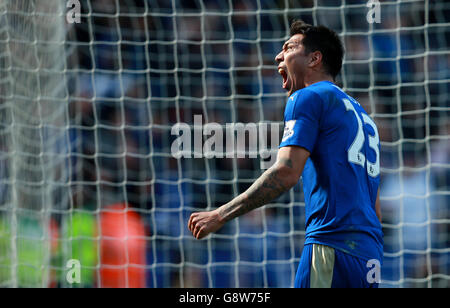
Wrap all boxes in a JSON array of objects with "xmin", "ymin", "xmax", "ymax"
[{"xmin": 290, "ymin": 20, "xmax": 344, "ymax": 79}]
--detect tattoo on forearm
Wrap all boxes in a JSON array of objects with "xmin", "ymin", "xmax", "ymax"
[{"xmin": 219, "ymin": 158, "xmax": 294, "ymax": 222}]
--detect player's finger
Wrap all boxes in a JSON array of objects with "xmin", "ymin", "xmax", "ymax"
[
  {"xmin": 188, "ymin": 214, "xmax": 192, "ymax": 231},
  {"xmin": 190, "ymin": 220, "xmax": 196, "ymax": 234},
  {"xmin": 195, "ymin": 223, "xmax": 206, "ymax": 240},
  {"xmin": 188, "ymin": 213, "xmax": 196, "ymax": 232},
  {"xmin": 190, "ymin": 216, "xmax": 198, "ymax": 235},
  {"xmin": 199, "ymin": 226, "xmax": 210, "ymax": 240},
  {"xmin": 193, "ymin": 223, "xmax": 201, "ymax": 239},
  {"xmin": 196, "ymin": 228, "xmax": 203, "ymax": 240}
]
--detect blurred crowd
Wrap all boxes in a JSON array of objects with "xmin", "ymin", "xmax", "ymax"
[{"xmin": 0, "ymin": 0, "xmax": 448, "ymax": 288}]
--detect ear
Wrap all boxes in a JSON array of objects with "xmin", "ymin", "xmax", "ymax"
[{"xmin": 309, "ymin": 51, "xmax": 322, "ymax": 68}]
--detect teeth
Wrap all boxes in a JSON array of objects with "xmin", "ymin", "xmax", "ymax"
[{"xmin": 278, "ymin": 68, "xmax": 284, "ymax": 74}]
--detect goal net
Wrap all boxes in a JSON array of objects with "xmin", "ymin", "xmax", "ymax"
[
  {"xmin": 0, "ymin": 0, "xmax": 448, "ymax": 288},
  {"xmin": 0, "ymin": 0, "xmax": 72, "ymax": 287}
]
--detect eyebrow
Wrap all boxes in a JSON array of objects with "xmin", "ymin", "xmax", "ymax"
[{"xmin": 283, "ymin": 40, "xmax": 301, "ymax": 50}]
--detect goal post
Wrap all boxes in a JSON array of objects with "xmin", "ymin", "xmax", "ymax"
[{"xmin": 0, "ymin": 0, "xmax": 448, "ymax": 288}]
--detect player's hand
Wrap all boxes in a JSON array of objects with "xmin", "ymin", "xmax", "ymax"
[{"xmin": 188, "ymin": 209, "xmax": 225, "ymax": 240}]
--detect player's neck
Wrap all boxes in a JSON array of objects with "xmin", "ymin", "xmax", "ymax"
[{"xmin": 303, "ymin": 72, "xmax": 334, "ymax": 88}]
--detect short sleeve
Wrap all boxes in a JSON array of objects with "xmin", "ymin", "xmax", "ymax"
[{"xmin": 278, "ymin": 89, "xmax": 323, "ymax": 153}]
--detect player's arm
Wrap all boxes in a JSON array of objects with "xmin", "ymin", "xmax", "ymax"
[
  {"xmin": 375, "ymin": 187, "xmax": 382, "ymax": 223},
  {"xmin": 188, "ymin": 145, "xmax": 310, "ymax": 239}
]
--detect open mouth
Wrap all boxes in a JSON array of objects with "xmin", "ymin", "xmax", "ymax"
[{"xmin": 278, "ymin": 67, "xmax": 288, "ymax": 89}]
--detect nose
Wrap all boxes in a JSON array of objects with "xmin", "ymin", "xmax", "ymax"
[{"xmin": 275, "ymin": 50, "xmax": 283, "ymax": 63}]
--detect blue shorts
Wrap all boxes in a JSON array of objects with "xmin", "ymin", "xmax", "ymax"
[{"xmin": 295, "ymin": 244, "xmax": 380, "ymax": 288}]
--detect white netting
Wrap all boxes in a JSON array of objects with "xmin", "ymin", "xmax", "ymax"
[
  {"xmin": 0, "ymin": 0, "xmax": 71, "ymax": 287},
  {"xmin": 0, "ymin": 0, "xmax": 448, "ymax": 288}
]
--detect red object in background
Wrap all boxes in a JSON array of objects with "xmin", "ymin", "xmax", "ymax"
[
  {"xmin": 99, "ymin": 203, "xmax": 147, "ymax": 288},
  {"xmin": 48, "ymin": 218, "xmax": 60, "ymax": 288}
]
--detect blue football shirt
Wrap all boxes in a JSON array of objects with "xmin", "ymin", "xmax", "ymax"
[{"xmin": 279, "ymin": 80, "xmax": 383, "ymax": 262}]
